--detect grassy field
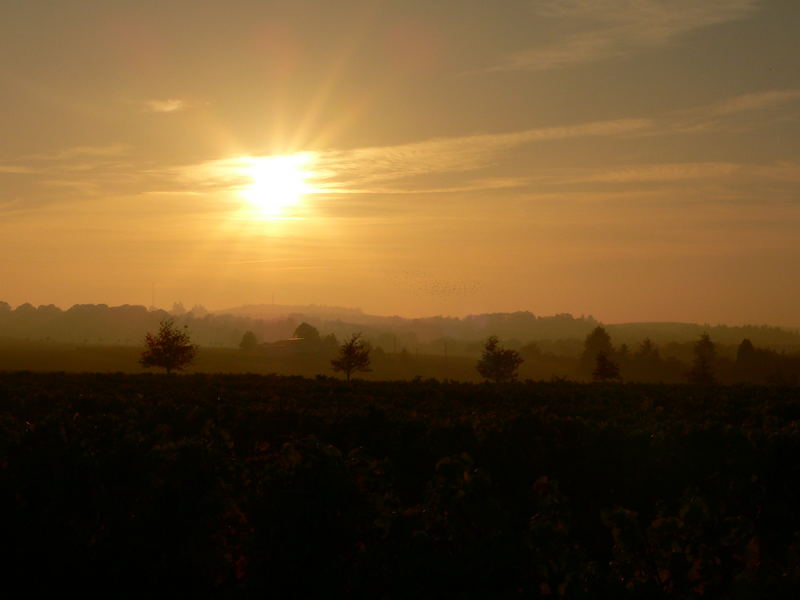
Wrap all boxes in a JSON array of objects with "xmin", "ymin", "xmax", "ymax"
[
  {"xmin": 0, "ymin": 340, "xmax": 487, "ymax": 380},
  {"xmin": 1, "ymin": 372, "xmax": 798, "ymax": 597}
]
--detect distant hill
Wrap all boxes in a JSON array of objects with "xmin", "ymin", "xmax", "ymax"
[
  {"xmin": 217, "ymin": 304, "xmax": 800, "ymax": 351},
  {"xmin": 214, "ymin": 304, "xmax": 366, "ymax": 322},
  {"xmin": 1, "ymin": 300, "xmax": 798, "ymax": 354},
  {"xmin": 605, "ymin": 322, "xmax": 800, "ymax": 349}
]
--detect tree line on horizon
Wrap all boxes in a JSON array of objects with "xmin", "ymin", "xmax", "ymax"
[
  {"xmin": 2, "ymin": 300, "xmax": 799, "ymax": 353},
  {"xmin": 2, "ymin": 300, "xmax": 798, "ymax": 384},
  {"xmin": 0, "ymin": 298, "xmax": 796, "ymax": 384},
  {"xmin": 141, "ymin": 318, "xmax": 799, "ymax": 386},
  {"xmin": 463, "ymin": 326, "xmax": 798, "ymax": 385}
]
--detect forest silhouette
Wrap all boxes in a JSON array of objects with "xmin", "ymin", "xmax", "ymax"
[{"xmin": 1, "ymin": 301, "xmax": 798, "ymax": 384}]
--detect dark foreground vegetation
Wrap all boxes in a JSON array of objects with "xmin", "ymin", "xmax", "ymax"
[{"xmin": 2, "ymin": 372, "xmax": 799, "ymax": 597}]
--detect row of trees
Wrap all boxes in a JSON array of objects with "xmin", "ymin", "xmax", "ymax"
[
  {"xmin": 140, "ymin": 319, "xmax": 372, "ymax": 381},
  {"xmin": 140, "ymin": 319, "xmax": 791, "ymax": 384},
  {"xmin": 474, "ymin": 327, "xmax": 759, "ymax": 384},
  {"xmin": 578, "ymin": 327, "xmax": 763, "ymax": 384}
]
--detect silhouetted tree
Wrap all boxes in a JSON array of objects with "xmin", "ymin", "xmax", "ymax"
[
  {"xmin": 331, "ymin": 333, "xmax": 371, "ymax": 381},
  {"xmin": 636, "ymin": 338, "xmax": 660, "ymax": 361},
  {"xmin": 321, "ymin": 333, "xmax": 340, "ymax": 357},
  {"xmin": 733, "ymin": 338, "xmax": 795, "ymax": 384},
  {"xmin": 630, "ymin": 337, "xmax": 665, "ymax": 382},
  {"xmin": 294, "ymin": 322, "xmax": 321, "ymax": 344},
  {"xmin": 688, "ymin": 333, "xmax": 716, "ymax": 384},
  {"xmin": 593, "ymin": 352, "xmax": 621, "ymax": 382},
  {"xmin": 140, "ymin": 318, "xmax": 197, "ymax": 374},
  {"xmin": 239, "ymin": 330, "xmax": 259, "ymax": 352},
  {"xmin": 520, "ymin": 342, "xmax": 543, "ymax": 360},
  {"xmin": 476, "ymin": 335, "xmax": 523, "ymax": 383},
  {"xmin": 736, "ymin": 338, "xmax": 755, "ymax": 365},
  {"xmin": 190, "ymin": 304, "xmax": 209, "ymax": 317},
  {"xmin": 581, "ymin": 326, "xmax": 614, "ymax": 376}
]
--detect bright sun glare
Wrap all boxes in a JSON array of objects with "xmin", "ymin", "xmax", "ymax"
[{"xmin": 240, "ymin": 153, "xmax": 316, "ymax": 218}]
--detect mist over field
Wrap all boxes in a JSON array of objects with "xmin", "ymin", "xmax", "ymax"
[{"xmin": 1, "ymin": 300, "xmax": 798, "ymax": 384}]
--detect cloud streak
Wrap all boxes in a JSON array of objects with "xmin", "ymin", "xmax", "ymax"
[
  {"xmin": 22, "ymin": 86, "xmax": 793, "ymax": 215},
  {"xmin": 314, "ymin": 118, "xmax": 651, "ymax": 192},
  {"xmin": 655, "ymin": 88, "xmax": 800, "ymax": 135},
  {"xmin": 176, "ymin": 86, "xmax": 800, "ymax": 203},
  {"xmin": 712, "ymin": 89, "xmax": 800, "ymax": 115},
  {"xmin": 144, "ymin": 99, "xmax": 187, "ymax": 113},
  {"xmin": 176, "ymin": 117, "xmax": 651, "ymax": 197},
  {"xmin": 29, "ymin": 144, "xmax": 130, "ymax": 161},
  {"xmin": 0, "ymin": 165, "xmax": 33, "ymax": 174},
  {"xmin": 490, "ymin": 0, "xmax": 759, "ymax": 71},
  {"xmin": 575, "ymin": 162, "xmax": 742, "ymax": 184}
]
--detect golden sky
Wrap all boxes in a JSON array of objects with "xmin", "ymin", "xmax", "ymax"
[{"xmin": 2, "ymin": 0, "xmax": 799, "ymax": 325}]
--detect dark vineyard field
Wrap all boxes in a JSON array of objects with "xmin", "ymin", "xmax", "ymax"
[{"xmin": 1, "ymin": 372, "xmax": 799, "ymax": 597}]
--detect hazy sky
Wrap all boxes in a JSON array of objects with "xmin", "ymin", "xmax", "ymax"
[{"xmin": 2, "ymin": 0, "xmax": 799, "ymax": 325}]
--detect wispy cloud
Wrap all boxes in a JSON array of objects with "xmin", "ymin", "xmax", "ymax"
[
  {"xmin": 13, "ymin": 84, "xmax": 798, "ymax": 213},
  {"xmin": 490, "ymin": 0, "xmax": 759, "ymax": 71},
  {"xmin": 41, "ymin": 179, "xmax": 100, "ymax": 191},
  {"xmin": 176, "ymin": 117, "xmax": 651, "ymax": 199},
  {"xmin": 144, "ymin": 98, "xmax": 187, "ymax": 113},
  {"xmin": 712, "ymin": 89, "xmax": 800, "ymax": 115},
  {"xmin": 748, "ymin": 161, "xmax": 800, "ymax": 183},
  {"xmin": 658, "ymin": 88, "xmax": 800, "ymax": 134},
  {"xmin": 178, "ymin": 102, "xmax": 798, "ymax": 202},
  {"xmin": 576, "ymin": 162, "xmax": 742, "ymax": 184},
  {"xmin": 314, "ymin": 118, "xmax": 651, "ymax": 192},
  {"xmin": 29, "ymin": 144, "xmax": 130, "ymax": 161},
  {"xmin": 0, "ymin": 165, "xmax": 33, "ymax": 174},
  {"xmin": 549, "ymin": 160, "xmax": 800, "ymax": 191},
  {"xmin": 0, "ymin": 144, "xmax": 142, "ymax": 207},
  {"xmin": 314, "ymin": 177, "xmax": 534, "ymax": 197}
]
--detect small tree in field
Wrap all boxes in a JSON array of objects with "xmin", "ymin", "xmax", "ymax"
[
  {"xmin": 581, "ymin": 326, "xmax": 614, "ymax": 376},
  {"xmin": 593, "ymin": 352, "xmax": 621, "ymax": 382},
  {"xmin": 476, "ymin": 336, "xmax": 523, "ymax": 383},
  {"xmin": 331, "ymin": 333, "xmax": 371, "ymax": 381},
  {"xmin": 688, "ymin": 333, "xmax": 716, "ymax": 384},
  {"xmin": 239, "ymin": 330, "xmax": 259, "ymax": 352},
  {"xmin": 140, "ymin": 318, "xmax": 197, "ymax": 374}
]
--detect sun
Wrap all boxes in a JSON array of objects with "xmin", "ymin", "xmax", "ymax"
[{"xmin": 240, "ymin": 153, "xmax": 316, "ymax": 217}]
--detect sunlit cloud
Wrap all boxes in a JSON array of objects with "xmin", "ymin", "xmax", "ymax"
[
  {"xmin": 490, "ymin": 0, "xmax": 759, "ymax": 71},
  {"xmin": 712, "ymin": 89, "xmax": 800, "ymax": 115},
  {"xmin": 175, "ymin": 118, "xmax": 650, "ymax": 199},
  {"xmin": 580, "ymin": 162, "xmax": 742, "ymax": 184},
  {"xmin": 41, "ymin": 179, "xmax": 100, "ymax": 191},
  {"xmin": 0, "ymin": 144, "xmax": 142, "ymax": 207},
  {"xmin": 314, "ymin": 118, "xmax": 652, "ymax": 193},
  {"xmin": 16, "ymin": 89, "xmax": 799, "ymax": 217},
  {"xmin": 0, "ymin": 165, "xmax": 33, "ymax": 174},
  {"xmin": 538, "ymin": 160, "xmax": 800, "ymax": 203},
  {"xmin": 144, "ymin": 98, "xmax": 187, "ymax": 113},
  {"xmin": 747, "ymin": 161, "xmax": 800, "ymax": 183},
  {"xmin": 330, "ymin": 178, "xmax": 533, "ymax": 196},
  {"xmin": 657, "ymin": 88, "xmax": 800, "ymax": 135},
  {"xmin": 29, "ymin": 144, "xmax": 131, "ymax": 161}
]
